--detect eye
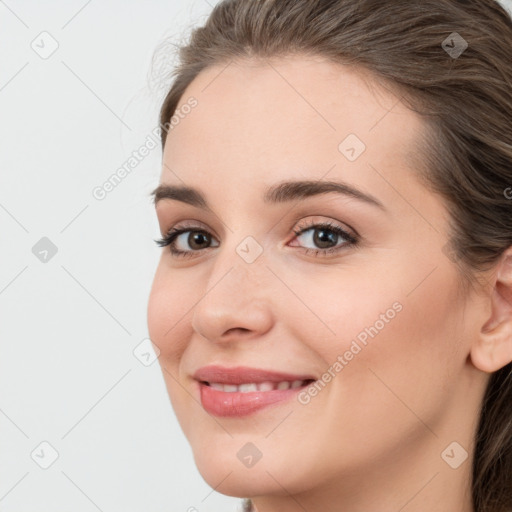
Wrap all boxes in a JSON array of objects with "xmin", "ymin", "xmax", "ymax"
[
  {"xmin": 289, "ymin": 219, "xmax": 358, "ymax": 258},
  {"xmin": 154, "ymin": 219, "xmax": 358, "ymax": 259},
  {"xmin": 155, "ymin": 224, "xmax": 219, "ymax": 258}
]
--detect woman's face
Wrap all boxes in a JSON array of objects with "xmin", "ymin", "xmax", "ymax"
[{"xmin": 147, "ymin": 56, "xmax": 484, "ymax": 503}]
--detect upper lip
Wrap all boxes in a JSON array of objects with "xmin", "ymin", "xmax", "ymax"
[{"xmin": 193, "ymin": 365, "xmax": 316, "ymax": 385}]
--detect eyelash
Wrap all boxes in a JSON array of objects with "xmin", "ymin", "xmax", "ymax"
[{"xmin": 154, "ymin": 219, "xmax": 358, "ymax": 259}]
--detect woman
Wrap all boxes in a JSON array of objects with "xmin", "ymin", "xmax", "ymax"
[{"xmin": 147, "ymin": 1, "xmax": 512, "ymax": 511}]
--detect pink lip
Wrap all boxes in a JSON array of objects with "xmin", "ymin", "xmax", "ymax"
[
  {"xmin": 193, "ymin": 365, "xmax": 316, "ymax": 417},
  {"xmin": 193, "ymin": 365, "xmax": 315, "ymax": 385}
]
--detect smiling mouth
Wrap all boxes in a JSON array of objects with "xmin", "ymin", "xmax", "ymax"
[
  {"xmin": 202, "ymin": 379, "xmax": 315, "ymax": 393},
  {"xmin": 193, "ymin": 365, "xmax": 318, "ymax": 417},
  {"xmin": 197, "ymin": 378, "xmax": 317, "ymax": 417}
]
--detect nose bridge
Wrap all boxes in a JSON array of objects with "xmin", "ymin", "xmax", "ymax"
[
  {"xmin": 215, "ymin": 228, "xmax": 267, "ymax": 280},
  {"xmin": 191, "ymin": 234, "xmax": 274, "ymax": 341}
]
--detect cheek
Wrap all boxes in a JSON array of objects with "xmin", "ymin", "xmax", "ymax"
[
  {"xmin": 147, "ymin": 265, "xmax": 193, "ymax": 366},
  {"xmin": 287, "ymin": 258, "xmax": 463, "ymax": 422},
  {"xmin": 277, "ymin": 262, "xmax": 404, "ymax": 360},
  {"xmin": 147, "ymin": 267, "xmax": 200, "ymax": 436},
  {"xmin": 291, "ymin": 252, "xmax": 462, "ymax": 363}
]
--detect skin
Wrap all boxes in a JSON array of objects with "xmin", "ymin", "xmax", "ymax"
[{"xmin": 147, "ymin": 55, "xmax": 512, "ymax": 512}]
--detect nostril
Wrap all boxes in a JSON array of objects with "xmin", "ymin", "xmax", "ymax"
[{"xmin": 224, "ymin": 327, "xmax": 251, "ymax": 336}]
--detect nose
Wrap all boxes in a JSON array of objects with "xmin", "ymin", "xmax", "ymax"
[{"xmin": 191, "ymin": 246, "xmax": 275, "ymax": 344}]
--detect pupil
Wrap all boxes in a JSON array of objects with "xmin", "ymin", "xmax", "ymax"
[
  {"xmin": 314, "ymin": 228, "xmax": 336, "ymax": 249},
  {"xmin": 189, "ymin": 231, "xmax": 209, "ymax": 249}
]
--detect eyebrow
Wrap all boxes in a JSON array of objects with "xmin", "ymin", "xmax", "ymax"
[{"xmin": 151, "ymin": 179, "xmax": 386, "ymax": 211}]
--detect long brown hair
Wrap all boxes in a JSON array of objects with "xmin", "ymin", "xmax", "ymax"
[{"xmin": 153, "ymin": 1, "xmax": 512, "ymax": 510}]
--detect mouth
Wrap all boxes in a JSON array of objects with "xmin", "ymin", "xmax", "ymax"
[
  {"xmin": 193, "ymin": 365, "xmax": 316, "ymax": 417},
  {"xmin": 203, "ymin": 379, "xmax": 314, "ymax": 392}
]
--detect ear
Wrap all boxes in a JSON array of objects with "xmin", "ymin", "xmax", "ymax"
[{"xmin": 470, "ymin": 247, "xmax": 512, "ymax": 373}]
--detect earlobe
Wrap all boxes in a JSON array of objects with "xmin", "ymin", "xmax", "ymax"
[{"xmin": 471, "ymin": 249, "xmax": 512, "ymax": 374}]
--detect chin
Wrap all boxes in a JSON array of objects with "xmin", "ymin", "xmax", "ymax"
[
  {"xmin": 191, "ymin": 439, "xmax": 316, "ymax": 499},
  {"xmin": 194, "ymin": 459, "xmax": 272, "ymax": 497}
]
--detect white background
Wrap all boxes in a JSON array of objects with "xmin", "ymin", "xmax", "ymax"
[{"xmin": 1, "ymin": 1, "xmax": 511, "ymax": 511}]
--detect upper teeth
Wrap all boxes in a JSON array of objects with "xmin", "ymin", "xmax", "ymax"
[{"xmin": 208, "ymin": 380, "xmax": 306, "ymax": 392}]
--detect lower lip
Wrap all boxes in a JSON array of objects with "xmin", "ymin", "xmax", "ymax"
[{"xmin": 198, "ymin": 382, "xmax": 308, "ymax": 417}]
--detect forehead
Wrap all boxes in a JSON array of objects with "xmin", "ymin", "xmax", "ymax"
[{"xmin": 161, "ymin": 56, "xmax": 425, "ymax": 202}]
